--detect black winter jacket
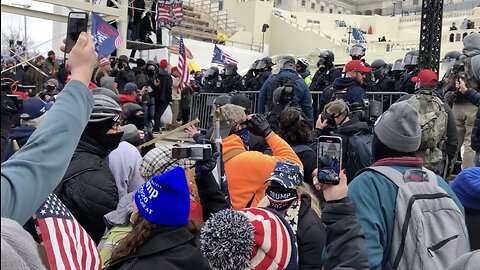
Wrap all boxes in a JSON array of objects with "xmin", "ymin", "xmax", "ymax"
[
  {"xmin": 152, "ymin": 69, "xmax": 172, "ymax": 103},
  {"xmin": 321, "ymin": 197, "xmax": 370, "ymax": 270},
  {"xmin": 54, "ymin": 139, "xmax": 119, "ymax": 244},
  {"xmin": 104, "ymin": 226, "xmax": 210, "ymax": 270},
  {"xmin": 464, "ymin": 89, "xmax": 480, "ymax": 152},
  {"xmin": 296, "ymin": 194, "xmax": 326, "ymax": 270}
]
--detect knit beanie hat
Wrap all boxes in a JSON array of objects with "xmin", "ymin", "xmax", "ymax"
[
  {"xmin": 450, "ymin": 167, "xmax": 480, "ymax": 211},
  {"xmin": 159, "ymin": 59, "xmax": 168, "ymax": 69},
  {"xmin": 134, "ymin": 166, "xmax": 190, "ymax": 226},
  {"xmin": 121, "ymin": 124, "xmax": 141, "ymax": 146},
  {"xmin": 200, "ymin": 208, "xmax": 298, "ymax": 270},
  {"xmin": 462, "ymin": 33, "xmax": 480, "ymax": 57},
  {"xmin": 140, "ymin": 146, "xmax": 195, "ymax": 179},
  {"xmin": 45, "ymin": 78, "xmax": 59, "ymax": 89},
  {"xmin": 373, "ymin": 99, "xmax": 421, "ymax": 153},
  {"xmin": 100, "ymin": 57, "xmax": 111, "ymax": 68},
  {"xmin": 1, "ymin": 218, "xmax": 46, "ymax": 270},
  {"xmin": 100, "ymin": 76, "xmax": 116, "ymax": 93}
]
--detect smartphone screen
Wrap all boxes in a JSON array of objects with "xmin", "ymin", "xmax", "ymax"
[
  {"xmin": 317, "ymin": 136, "xmax": 342, "ymax": 185},
  {"xmin": 65, "ymin": 12, "xmax": 89, "ymax": 54}
]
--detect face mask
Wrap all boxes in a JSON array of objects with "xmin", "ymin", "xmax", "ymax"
[
  {"xmin": 46, "ymin": 85, "xmax": 56, "ymax": 92},
  {"xmin": 104, "ymin": 131, "xmax": 124, "ymax": 152},
  {"xmin": 129, "ymin": 115, "xmax": 145, "ymax": 130},
  {"xmin": 266, "ymin": 186, "xmax": 297, "ymax": 211},
  {"xmin": 235, "ymin": 128, "xmax": 249, "ymax": 150},
  {"xmin": 147, "ymin": 68, "xmax": 155, "ymax": 75},
  {"xmin": 351, "ymin": 55, "xmax": 362, "ymax": 60}
]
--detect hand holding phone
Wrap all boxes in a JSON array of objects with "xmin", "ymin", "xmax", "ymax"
[
  {"xmin": 317, "ymin": 136, "xmax": 343, "ymax": 185},
  {"xmin": 313, "ymin": 169, "xmax": 348, "ymax": 201},
  {"xmin": 65, "ymin": 12, "xmax": 89, "ymax": 54}
]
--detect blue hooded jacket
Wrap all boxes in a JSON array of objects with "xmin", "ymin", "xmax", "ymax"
[
  {"xmin": 319, "ymin": 77, "xmax": 367, "ymax": 112},
  {"xmin": 258, "ymin": 69, "xmax": 314, "ymax": 125}
]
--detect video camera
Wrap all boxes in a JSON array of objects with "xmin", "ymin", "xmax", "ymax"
[
  {"xmin": 348, "ymin": 99, "xmax": 382, "ymax": 126},
  {"xmin": 171, "ymin": 144, "xmax": 213, "ymax": 161},
  {"xmin": 1, "ymin": 81, "xmax": 23, "ymax": 114}
]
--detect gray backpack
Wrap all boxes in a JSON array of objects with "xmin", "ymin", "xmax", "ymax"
[{"xmin": 363, "ymin": 166, "xmax": 470, "ymax": 270}]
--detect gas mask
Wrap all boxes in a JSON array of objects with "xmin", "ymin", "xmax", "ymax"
[{"xmin": 317, "ymin": 58, "xmax": 327, "ymax": 72}]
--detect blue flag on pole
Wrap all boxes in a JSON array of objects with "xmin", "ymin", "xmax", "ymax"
[
  {"xmin": 91, "ymin": 12, "xmax": 123, "ymax": 59},
  {"xmin": 212, "ymin": 45, "xmax": 224, "ymax": 65}
]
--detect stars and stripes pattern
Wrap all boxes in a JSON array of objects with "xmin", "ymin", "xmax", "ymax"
[
  {"xmin": 156, "ymin": 0, "xmax": 184, "ymax": 28},
  {"xmin": 169, "ymin": 36, "xmax": 193, "ymax": 59},
  {"xmin": 177, "ymin": 37, "xmax": 189, "ymax": 92},
  {"xmin": 34, "ymin": 194, "xmax": 101, "ymax": 270},
  {"xmin": 212, "ymin": 45, "xmax": 238, "ymax": 66}
]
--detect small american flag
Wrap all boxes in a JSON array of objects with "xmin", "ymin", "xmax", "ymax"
[
  {"xmin": 34, "ymin": 194, "xmax": 101, "ymax": 270},
  {"xmin": 178, "ymin": 37, "xmax": 189, "ymax": 92}
]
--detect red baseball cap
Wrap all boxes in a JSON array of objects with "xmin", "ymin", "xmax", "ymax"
[
  {"xmin": 411, "ymin": 69, "xmax": 438, "ymax": 88},
  {"xmin": 344, "ymin": 60, "xmax": 372, "ymax": 73},
  {"xmin": 159, "ymin": 59, "xmax": 168, "ymax": 69}
]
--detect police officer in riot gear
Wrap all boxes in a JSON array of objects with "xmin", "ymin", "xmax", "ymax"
[
  {"xmin": 255, "ymin": 57, "xmax": 275, "ymax": 91},
  {"xmin": 349, "ymin": 44, "xmax": 366, "ymax": 61},
  {"xmin": 202, "ymin": 66, "xmax": 222, "ymax": 93},
  {"xmin": 369, "ymin": 59, "xmax": 395, "ymax": 92},
  {"xmin": 310, "ymin": 49, "xmax": 341, "ymax": 93},
  {"xmin": 396, "ymin": 50, "xmax": 420, "ymax": 94},
  {"xmin": 296, "ymin": 58, "xmax": 312, "ymax": 86},
  {"xmin": 389, "ymin": 59, "xmax": 405, "ymax": 83},
  {"xmin": 220, "ymin": 63, "xmax": 244, "ymax": 93},
  {"xmin": 243, "ymin": 59, "xmax": 261, "ymax": 91}
]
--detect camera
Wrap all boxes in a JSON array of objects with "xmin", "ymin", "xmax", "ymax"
[
  {"xmin": 348, "ymin": 99, "xmax": 382, "ymax": 126},
  {"xmin": 172, "ymin": 144, "xmax": 213, "ymax": 161},
  {"xmin": 1, "ymin": 82, "xmax": 24, "ymax": 114}
]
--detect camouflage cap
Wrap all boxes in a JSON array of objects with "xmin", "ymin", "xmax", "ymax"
[
  {"xmin": 265, "ymin": 161, "xmax": 304, "ymax": 189},
  {"xmin": 216, "ymin": 104, "xmax": 247, "ymax": 139}
]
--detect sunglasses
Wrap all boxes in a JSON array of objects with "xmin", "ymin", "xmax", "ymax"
[{"xmin": 354, "ymin": 70, "xmax": 367, "ymax": 76}]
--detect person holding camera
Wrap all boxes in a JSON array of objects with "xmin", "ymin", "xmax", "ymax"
[
  {"xmin": 214, "ymin": 104, "xmax": 302, "ymax": 210},
  {"xmin": 1, "ymin": 57, "xmax": 27, "ymax": 85},
  {"xmin": 314, "ymin": 100, "xmax": 373, "ymax": 183}
]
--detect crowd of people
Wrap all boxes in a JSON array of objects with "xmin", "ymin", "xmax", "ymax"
[{"xmin": 1, "ymin": 31, "xmax": 479, "ymax": 270}]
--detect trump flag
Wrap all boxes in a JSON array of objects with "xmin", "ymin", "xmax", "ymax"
[{"xmin": 91, "ymin": 12, "xmax": 122, "ymax": 59}]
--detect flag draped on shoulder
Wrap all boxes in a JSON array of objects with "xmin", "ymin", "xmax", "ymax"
[
  {"xmin": 91, "ymin": 12, "xmax": 122, "ymax": 60},
  {"xmin": 34, "ymin": 193, "xmax": 102, "ymax": 270},
  {"xmin": 177, "ymin": 37, "xmax": 189, "ymax": 91},
  {"xmin": 156, "ymin": 0, "xmax": 184, "ymax": 29},
  {"xmin": 212, "ymin": 45, "xmax": 238, "ymax": 65}
]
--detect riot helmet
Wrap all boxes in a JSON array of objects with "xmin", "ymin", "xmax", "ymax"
[
  {"xmin": 205, "ymin": 67, "xmax": 220, "ymax": 79},
  {"xmin": 256, "ymin": 57, "xmax": 275, "ymax": 70},
  {"xmin": 317, "ymin": 49, "xmax": 335, "ymax": 70},
  {"xmin": 278, "ymin": 56, "xmax": 296, "ymax": 70},
  {"xmin": 443, "ymin": 51, "xmax": 461, "ymax": 73},
  {"xmin": 371, "ymin": 59, "xmax": 387, "ymax": 80},
  {"xmin": 349, "ymin": 44, "xmax": 366, "ymax": 60},
  {"xmin": 391, "ymin": 59, "xmax": 405, "ymax": 71},
  {"xmin": 250, "ymin": 60, "xmax": 260, "ymax": 71},
  {"xmin": 402, "ymin": 50, "xmax": 419, "ymax": 67},
  {"xmin": 224, "ymin": 63, "xmax": 238, "ymax": 76}
]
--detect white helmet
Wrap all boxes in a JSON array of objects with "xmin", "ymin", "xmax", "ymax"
[{"xmin": 297, "ymin": 57, "xmax": 310, "ymax": 68}]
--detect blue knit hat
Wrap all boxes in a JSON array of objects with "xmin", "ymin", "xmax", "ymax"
[
  {"xmin": 134, "ymin": 166, "xmax": 190, "ymax": 226},
  {"xmin": 450, "ymin": 167, "xmax": 480, "ymax": 211}
]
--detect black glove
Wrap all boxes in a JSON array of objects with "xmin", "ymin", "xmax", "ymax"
[
  {"xmin": 1, "ymin": 91, "xmax": 17, "ymax": 117},
  {"xmin": 195, "ymin": 152, "xmax": 221, "ymax": 178},
  {"xmin": 247, "ymin": 114, "xmax": 272, "ymax": 138}
]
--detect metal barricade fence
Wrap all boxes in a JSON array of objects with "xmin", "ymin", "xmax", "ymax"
[{"xmin": 190, "ymin": 91, "xmax": 408, "ymax": 130}]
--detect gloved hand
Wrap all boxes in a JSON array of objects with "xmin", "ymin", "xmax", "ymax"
[
  {"xmin": 247, "ymin": 114, "xmax": 272, "ymax": 138},
  {"xmin": 195, "ymin": 152, "xmax": 221, "ymax": 178}
]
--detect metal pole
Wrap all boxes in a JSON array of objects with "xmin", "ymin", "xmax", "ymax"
[
  {"xmin": 347, "ymin": 26, "xmax": 352, "ymax": 45},
  {"xmin": 262, "ymin": 32, "xmax": 265, "ymax": 53},
  {"xmin": 393, "ymin": 2, "xmax": 396, "ymax": 16}
]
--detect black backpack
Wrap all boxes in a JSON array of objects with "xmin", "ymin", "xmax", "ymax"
[
  {"xmin": 345, "ymin": 131, "xmax": 373, "ymax": 182},
  {"xmin": 267, "ymin": 73, "xmax": 301, "ymax": 111}
]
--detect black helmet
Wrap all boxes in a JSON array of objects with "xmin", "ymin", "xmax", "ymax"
[
  {"xmin": 123, "ymin": 103, "xmax": 144, "ymax": 120},
  {"xmin": 318, "ymin": 49, "xmax": 335, "ymax": 63},
  {"xmin": 146, "ymin": 60, "xmax": 156, "ymax": 67},
  {"xmin": 371, "ymin": 59, "xmax": 387, "ymax": 70},
  {"xmin": 224, "ymin": 63, "xmax": 238, "ymax": 76},
  {"xmin": 205, "ymin": 67, "xmax": 220, "ymax": 79},
  {"xmin": 443, "ymin": 51, "xmax": 462, "ymax": 72},
  {"xmin": 349, "ymin": 44, "xmax": 366, "ymax": 58},
  {"xmin": 403, "ymin": 50, "xmax": 419, "ymax": 66},
  {"xmin": 250, "ymin": 60, "xmax": 260, "ymax": 70},
  {"xmin": 256, "ymin": 57, "xmax": 275, "ymax": 70}
]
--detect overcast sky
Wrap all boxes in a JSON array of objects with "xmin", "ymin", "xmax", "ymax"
[{"xmin": 1, "ymin": 0, "xmax": 54, "ymax": 55}]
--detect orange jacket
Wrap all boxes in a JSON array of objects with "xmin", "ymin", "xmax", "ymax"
[{"xmin": 222, "ymin": 133, "xmax": 302, "ymax": 210}]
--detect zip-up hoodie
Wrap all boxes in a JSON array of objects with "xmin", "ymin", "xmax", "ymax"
[{"xmin": 222, "ymin": 133, "xmax": 302, "ymax": 210}]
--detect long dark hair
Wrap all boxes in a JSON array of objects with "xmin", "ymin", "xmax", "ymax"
[
  {"xmin": 278, "ymin": 107, "xmax": 312, "ymax": 146},
  {"xmin": 107, "ymin": 214, "xmax": 160, "ymax": 265}
]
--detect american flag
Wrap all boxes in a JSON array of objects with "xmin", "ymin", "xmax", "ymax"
[
  {"xmin": 212, "ymin": 45, "xmax": 238, "ymax": 65},
  {"xmin": 177, "ymin": 37, "xmax": 189, "ymax": 92},
  {"xmin": 156, "ymin": 0, "xmax": 184, "ymax": 28},
  {"xmin": 34, "ymin": 194, "xmax": 101, "ymax": 270},
  {"xmin": 169, "ymin": 36, "xmax": 193, "ymax": 59}
]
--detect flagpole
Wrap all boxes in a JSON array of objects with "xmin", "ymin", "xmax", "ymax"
[{"xmin": 167, "ymin": 34, "xmax": 172, "ymax": 64}]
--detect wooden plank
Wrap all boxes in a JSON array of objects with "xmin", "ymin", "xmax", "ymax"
[{"xmin": 137, "ymin": 119, "xmax": 199, "ymax": 149}]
